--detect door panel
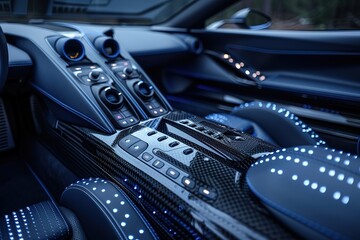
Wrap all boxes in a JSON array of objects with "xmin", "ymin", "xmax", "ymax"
[{"xmin": 156, "ymin": 28, "xmax": 360, "ymax": 153}]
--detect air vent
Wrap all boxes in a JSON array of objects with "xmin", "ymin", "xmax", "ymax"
[
  {"xmin": 0, "ymin": 98, "xmax": 14, "ymax": 151},
  {"xmin": 0, "ymin": 0, "xmax": 11, "ymax": 13}
]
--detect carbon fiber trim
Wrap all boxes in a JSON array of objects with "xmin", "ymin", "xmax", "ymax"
[{"xmin": 41, "ymin": 111, "xmax": 296, "ymax": 239}]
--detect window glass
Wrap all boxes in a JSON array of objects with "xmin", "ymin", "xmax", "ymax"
[{"xmin": 206, "ymin": 0, "xmax": 360, "ymax": 30}]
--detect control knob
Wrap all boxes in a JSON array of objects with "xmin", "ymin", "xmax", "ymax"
[
  {"xmin": 134, "ymin": 81, "xmax": 154, "ymax": 100},
  {"xmin": 99, "ymin": 87, "xmax": 124, "ymax": 109},
  {"xmin": 89, "ymin": 70, "xmax": 101, "ymax": 81}
]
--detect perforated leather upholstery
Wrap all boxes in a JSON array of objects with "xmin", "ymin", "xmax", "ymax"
[
  {"xmin": 0, "ymin": 201, "xmax": 70, "ymax": 240},
  {"xmin": 61, "ymin": 178, "xmax": 158, "ymax": 240}
]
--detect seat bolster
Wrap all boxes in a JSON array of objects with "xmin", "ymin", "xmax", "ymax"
[{"xmin": 61, "ymin": 178, "xmax": 158, "ymax": 240}]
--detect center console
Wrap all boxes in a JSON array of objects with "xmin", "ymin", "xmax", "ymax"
[{"xmin": 2, "ymin": 23, "xmax": 357, "ymax": 239}]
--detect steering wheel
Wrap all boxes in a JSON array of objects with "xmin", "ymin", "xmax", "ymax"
[{"xmin": 0, "ymin": 26, "xmax": 8, "ymax": 92}]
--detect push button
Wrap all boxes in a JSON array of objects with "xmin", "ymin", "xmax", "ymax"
[
  {"xmin": 122, "ymin": 111, "xmax": 132, "ymax": 117},
  {"xmin": 169, "ymin": 141, "xmax": 179, "ymax": 148},
  {"xmin": 157, "ymin": 136, "xmax": 168, "ymax": 142},
  {"xmin": 183, "ymin": 148, "xmax": 194, "ymax": 155},
  {"xmin": 182, "ymin": 177, "xmax": 195, "ymax": 190},
  {"xmin": 195, "ymin": 126, "xmax": 205, "ymax": 131},
  {"xmin": 127, "ymin": 141, "xmax": 148, "ymax": 157},
  {"xmin": 152, "ymin": 160, "xmax": 165, "ymax": 169},
  {"xmin": 166, "ymin": 168, "xmax": 180, "ymax": 179},
  {"xmin": 118, "ymin": 135, "xmax": 140, "ymax": 150},
  {"xmin": 147, "ymin": 131, "xmax": 157, "ymax": 136},
  {"xmin": 113, "ymin": 113, "xmax": 124, "ymax": 120},
  {"xmin": 199, "ymin": 187, "xmax": 217, "ymax": 200},
  {"xmin": 141, "ymin": 152, "xmax": 153, "ymax": 162}
]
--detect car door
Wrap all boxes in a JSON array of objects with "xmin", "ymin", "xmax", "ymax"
[{"xmin": 157, "ymin": 0, "xmax": 360, "ymax": 154}]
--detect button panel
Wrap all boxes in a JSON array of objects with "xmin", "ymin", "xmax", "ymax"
[
  {"xmin": 178, "ymin": 119, "xmax": 246, "ymax": 144},
  {"xmin": 111, "ymin": 105, "xmax": 140, "ymax": 128},
  {"xmin": 118, "ymin": 127, "xmax": 218, "ymax": 202},
  {"xmin": 71, "ymin": 65, "xmax": 109, "ymax": 85},
  {"xmin": 110, "ymin": 60, "xmax": 140, "ymax": 80}
]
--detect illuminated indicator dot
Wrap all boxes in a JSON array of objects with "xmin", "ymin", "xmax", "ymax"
[
  {"xmin": 333, "ymin": 192, "xmax": 341, "ymax": 200},
  {"xmin": 300, "ymin": 148, "xmax": 306, "ymax": 153},
  {"xmin": 101, "ymin": 189, "xmax": 105, "ymax": 192},
  {"xmin": 125, "ymin": 214, "xmax": 130, "ymax": 218},
  {"xmin": 277, "ymin": 170, "xmax": 283, "ymax": 175},
  {"xmin": 337, "ymin": 174, "xmax": 345, "ymax": 181},
  {"xmin": 252, "ymin": 73, "xmax": 257, "ymax": 78},
  {"xmin": 229, "ymin": 58, "xmax": 234, "ymax": 63},
  {"xmin": 121, "ymin": 222, "xmax": 126, "ymax": 227},
  {"xmin": 342, "ymin": 196, "xmax": 350, "ymax": 205},
  {"xmin": 286, "ymin": 156, "xmax": 291, "ymax": 161},
  {"xmin": 347, "ymin": 177, "xmax": 354, "ymax": 185},
  {"xmin": 311, "ymin": 183, "xmax": 318, "ymax": 190},
  {"xmin": 294, "ymin": 158, "xmax": 300, "ymax": 163},
  {"xmin": 334, "ymin": 157, "xmax": 341, "ymax": 162},
  {"xmin": 344, "ymin": 160, "xmax": 350, "ymax": 166},
  {"xmin": 270, "ymin": 168, "xmax": 276, "ymax": 173},
  {"xmin": 139, "ymin": 229, "xmax": 144, "ymax": 234},
  {"xmin": 92, "ymin": 187, "xmax": 96, "ymax": 191},
  {"xmin": 121, "ymin": 201, "xmax": 125, "ymax": 205},
  {"xmin": 272, "ymin": 156, "xmax": 276, "ymax": 160},
  {"xmin": 113, "ymin": 208, "xmax": 118, "ymax": 213},
  {"xmin": 114, "ymin": 194, "xmax": 119, "ymax": 197},
  {"xmin": 308, "ymin": 150, "xmax": 314, "ymax": 155},
  {"xmin": 128, "ymin": 235, "xmax": 134, "ymax": 240},
  {"xmin": 245, "ymin": 70, "xmax": 250, "ymax": 75},
  {"xmin": 319, "ymin": 186, "xmax": 326, "ymax": 193},
  {"xmin": 327, "ymin": 155, "xmax": 333, "ymax": 160},
  {"xmin": 259, "ymin": 76, "xmax": 266, "ymax": 81},
  {"xmin": 329, "ymin": 170, "xmax": 336, "ymax": 177},
  {"xmin": 203, "ymin": 189, "xmax": 210, "ymax": 195},
  {"xmin": 294, "ymin": 147, "xmax": 299, "ymax": 151},
  {"xmin": 256, "ymin": 71, "xmax": 261, "ymax": 75},
  {"xmin": 106, "ymin": 200, "xmax": 111, "ymax": 204},
  {"xmin": 292, "ymin": 175, "xmax": 298, "ymax": 181},
  {"xmin": 303, "ymin": 180, "xmax": 310, "ymax": 186},
  {"xmin": 240, "ymin": 62, "xmax": 245, "ymax": 67},
  {"xmin": 319, "ymin": 166, "xmax": 326, "ymax": 173},
  {"xmin": 357, "ymin": 182, "xmax": 360, "ymax": 189},
  {"xmin": 302, "ymin": 161, "xmax": 309, "ymax": 166},
  {"xmin": 223, "ymin": 54, "xmax": 229, "ymax": 59},
  {"xmin": 235, "ymin": 63, "xmax": 241, "ymax": 69},
  {"xmin": 279, "ymin": 155, "xmax": 284, "ymax": 159}
]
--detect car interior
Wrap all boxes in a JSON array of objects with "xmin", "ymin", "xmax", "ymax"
[{"xmin": 0, "ymin": 0, "xmax": 359, "ymax": 239}]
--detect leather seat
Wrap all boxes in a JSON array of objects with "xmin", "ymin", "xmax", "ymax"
[
  {"xmin": 0, "ymin": 201, "xmax": 71, "ymax": 240},
  {"xmin": 61, "ymin": 178, "xmax": 158, "ymax": 240},
  {"xmin": 0, "ymin": 178, "xmax": 158, "ymax": 240},
  {"xmin": 206, "ymin": 101, "xmax": 326, "ymax": 148}
]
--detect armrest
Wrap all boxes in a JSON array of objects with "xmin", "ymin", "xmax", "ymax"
[{"xmin": 61, "ymin": 178, "xmax": 158, "ymax": 240}]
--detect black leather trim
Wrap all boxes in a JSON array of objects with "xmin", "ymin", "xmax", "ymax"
[
  {"xmin": 61, "ymin": 178, "xmax": 158, "ymax": 240},
  {"xmin": 0, "ymin": 201, "xmax": 70, "ymax": 240}
]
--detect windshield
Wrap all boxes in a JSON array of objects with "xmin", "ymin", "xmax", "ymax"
[{"xmin": 0, "ymin": 0, "xmax": 196, "ymax": 25}]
